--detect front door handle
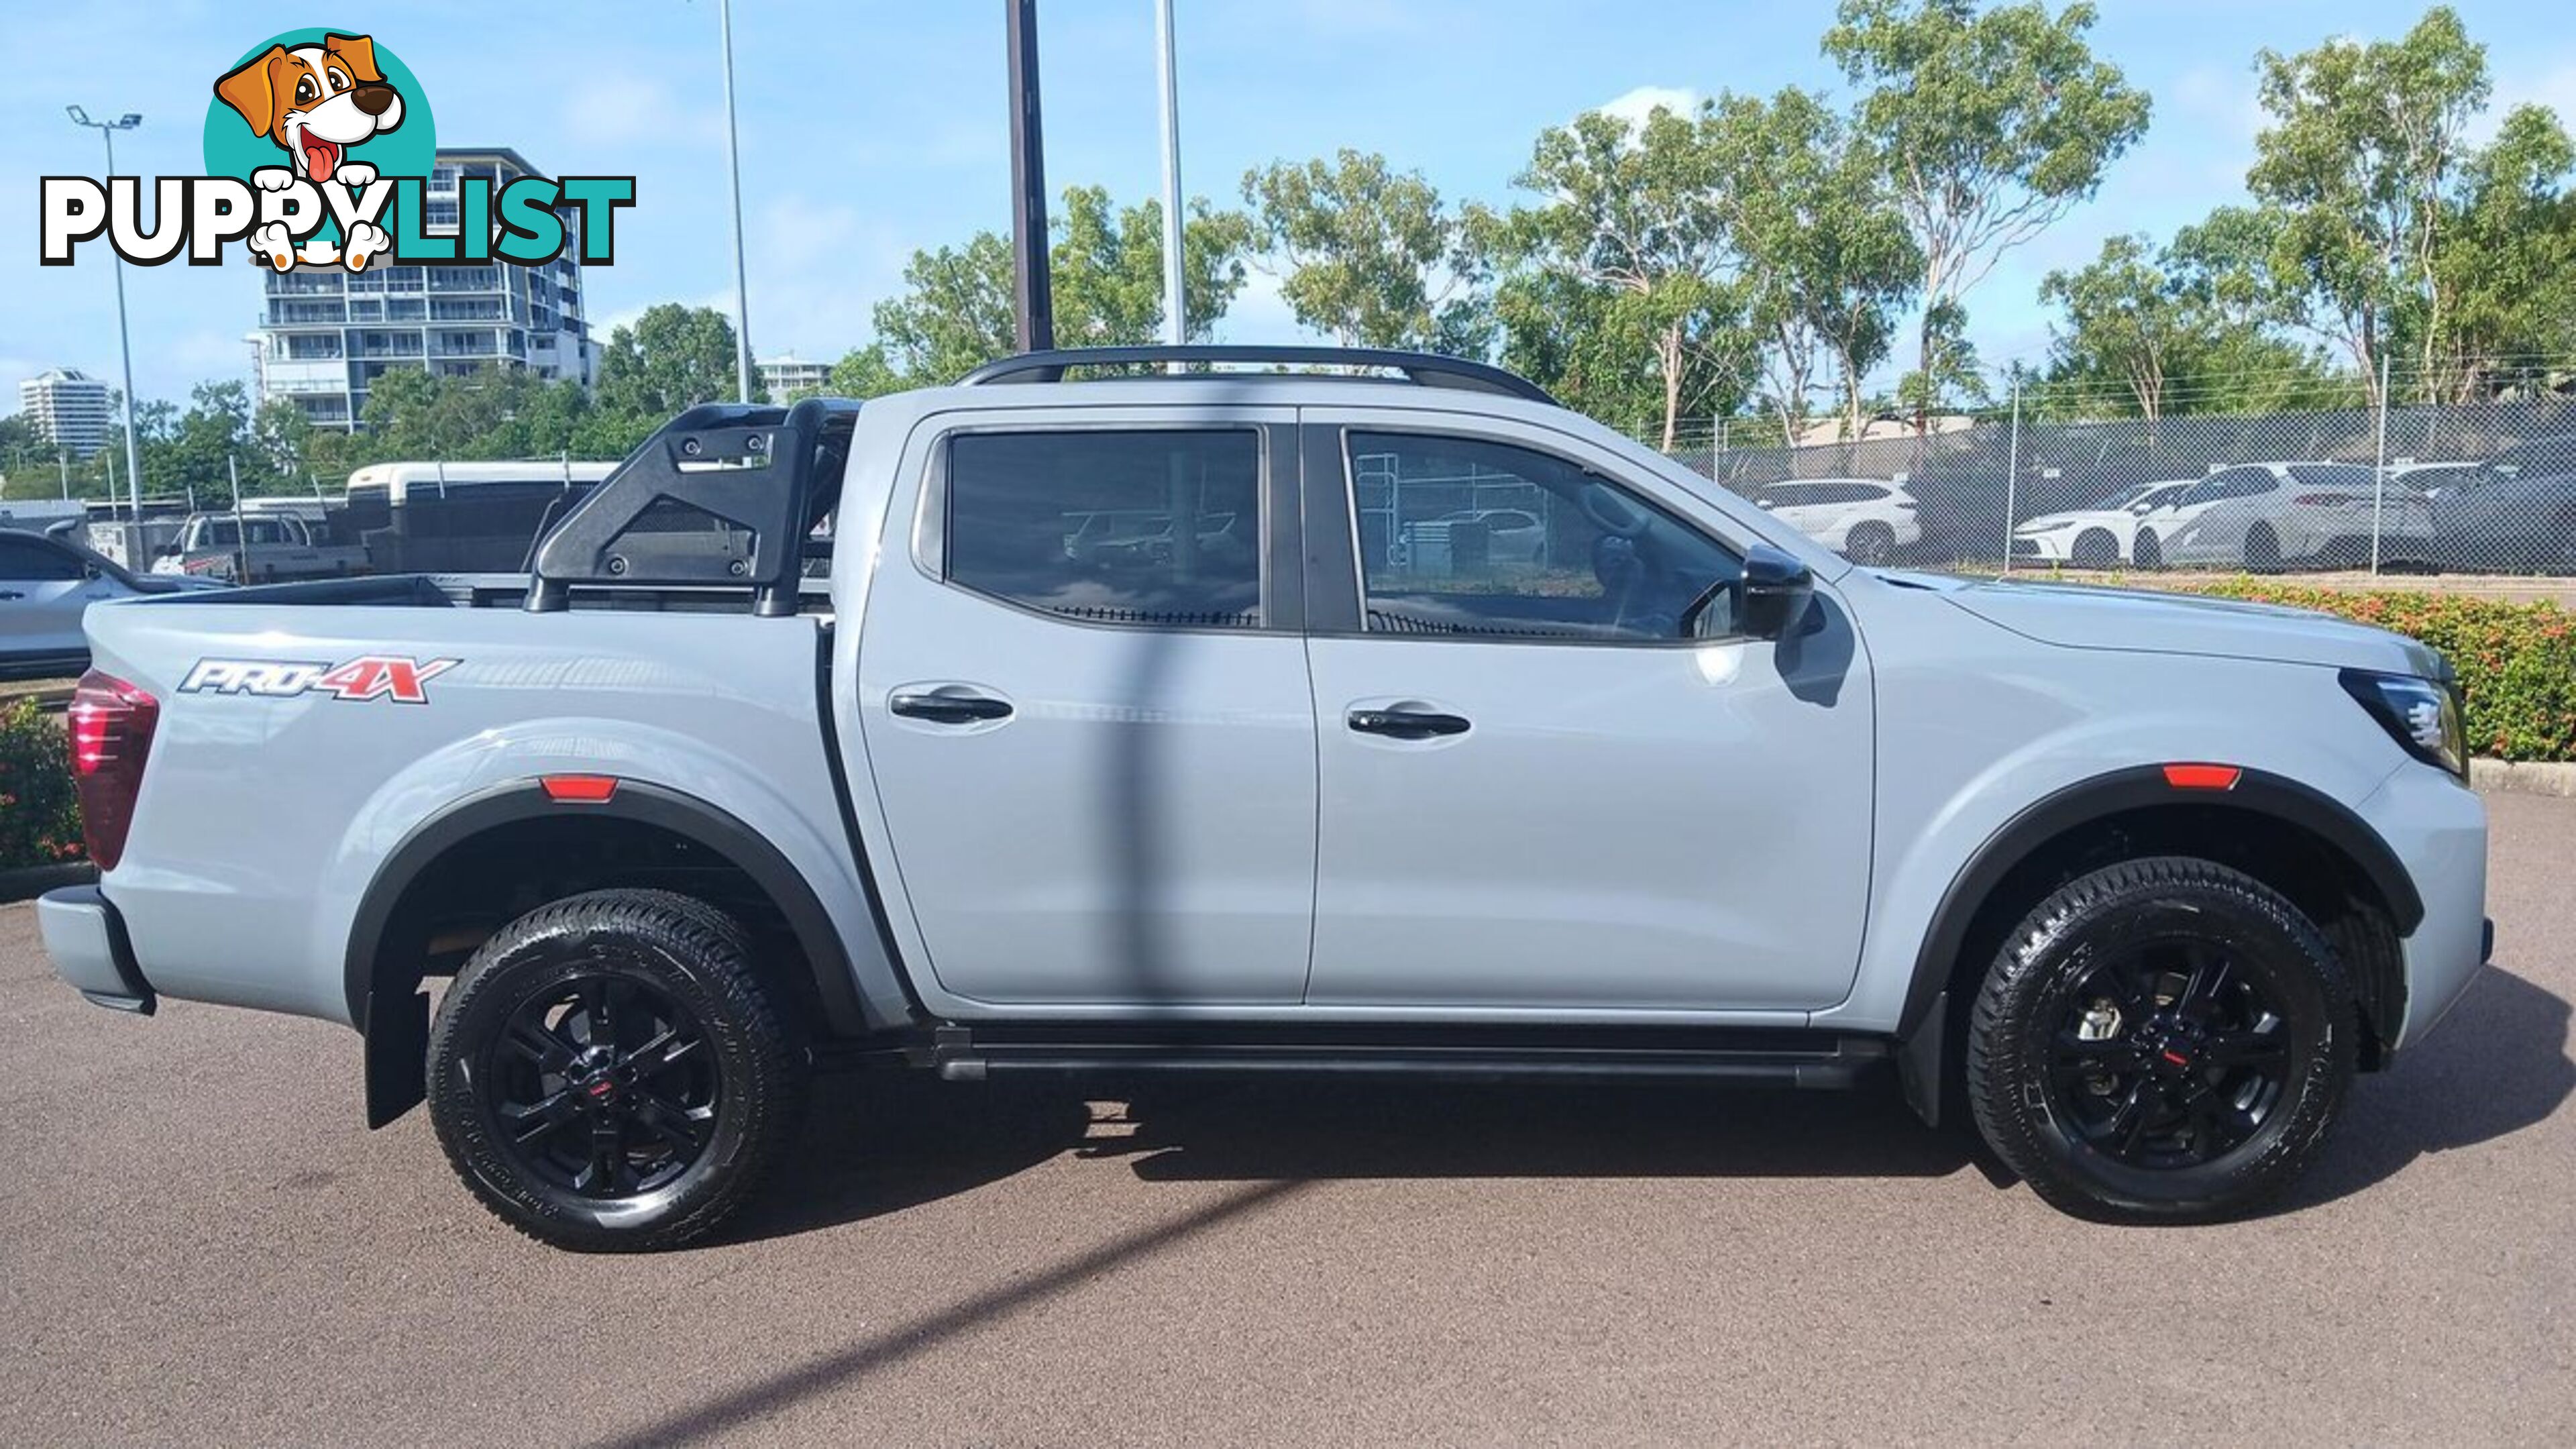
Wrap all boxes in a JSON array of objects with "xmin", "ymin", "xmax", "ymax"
[
  {"xmin": 0, "ymin": 590, "xmax": 24, "ymax": 601},
  {"xmin": 890, "ymin": 690, "xmax": 1014, "ymax": 725},
  {"xmin": 1347, "ymin": 707, "xmax": 1470, "ymax": 740}
]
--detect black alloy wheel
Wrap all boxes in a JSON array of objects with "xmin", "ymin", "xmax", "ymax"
[
  {"xmin": 1966, "ymin": 857, "xmax": 2354, "ymax": 1223},
  {"xmin": 2037, "ymin": 936, "xmax": 2290, "ymax": 1169},
  {"xmin": 427, "ymin": 889, "xmax": 806, "ymax": 1251},
  {"xmin": 486, "ymin": 971, "xmax": 719, "ymax": 1199}
]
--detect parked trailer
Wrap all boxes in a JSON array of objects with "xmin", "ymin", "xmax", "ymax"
[{"xmin": 338, "ymin": 460, "xmax": 616, "ymax": 575}]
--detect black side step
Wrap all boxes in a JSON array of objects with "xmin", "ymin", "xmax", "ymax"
[{"xmin": 916, "ymin": 1024, "xmax": 1888, "ymax": 1090}]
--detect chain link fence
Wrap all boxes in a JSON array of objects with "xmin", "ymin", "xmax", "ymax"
[{"xmin": 1661, "ymin": 386, "xmax": 2576, "ymax": 578}]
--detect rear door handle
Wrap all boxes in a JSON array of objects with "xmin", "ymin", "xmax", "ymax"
[
  {"xmin": 0, "ymin": 591, "xmax": 23, "ymax": 601},
  {"xmin": 890, "ymin": 690, "xmax": 1014, "ymax": 725},
  {"xmin": 1346, "ymin": 707, "xmax": 1470, "ymax": 740}
]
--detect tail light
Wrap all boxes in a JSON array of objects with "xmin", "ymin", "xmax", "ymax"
[
  {"xmin": 1894, "ymin": 498, "xmax": 1917, "ymax": 511},
  {"xmin": 67, "ymin": 670, "xmax": 159, "ymax": 871}
]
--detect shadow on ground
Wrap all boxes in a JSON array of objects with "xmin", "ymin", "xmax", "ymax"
[
  {"xmin": 729, "ymin": 962, "xmax": 2570, "ymax": 1242},
  {"xmin": 2290, "ymin": 961, "xmax": 2575, "ymax": 1208},
  {"xmin": 615, "ymin": 964, "xmax": 2568, "ymax": 1446}
]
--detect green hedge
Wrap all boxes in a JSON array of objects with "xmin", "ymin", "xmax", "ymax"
[
  {"xmin": 0, "ymin": 700, "xmax": 84, "ymax": 871},
  {"xmin": 2190, "ymin": 582, "xmax": 2576, "ymax": 763}
]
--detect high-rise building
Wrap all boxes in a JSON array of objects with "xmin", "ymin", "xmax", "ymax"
[
  {"xmin": 254, "ymin": 147, "xmax": 598, "ymax": 431},
  {"xmin": 16, "ymin": 368, "xmax": 113, "ymax": 457},
  {"xmin": 758, "ymin": 354, "xmax": 833, "ymax": 399}
]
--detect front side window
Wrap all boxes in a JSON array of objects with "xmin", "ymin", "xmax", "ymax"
[
  {"xmin": 1348, "ymin": 431, "xmax": 1740, "ymax": 643},
  {"xmin": 945, "ymin": 429, "xmax": 1263, "ymax": 629},
  {"xmin": 0, "ymin": 537, "xmax": 85, "ymax": 582}
]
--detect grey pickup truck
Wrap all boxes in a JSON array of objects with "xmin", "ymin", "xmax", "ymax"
[{"xmin": 38, "ymin": 345, "xmax": 2490, "ymax": 1250}]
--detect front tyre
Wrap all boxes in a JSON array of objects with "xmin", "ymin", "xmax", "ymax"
[
  {"xmin": 1965, "ymin": 857, "xmax": 2354, "ymax": 1224},
  {"xmin": 427, "ymin": 889, "xmax": 807, "ymax": 1251}
]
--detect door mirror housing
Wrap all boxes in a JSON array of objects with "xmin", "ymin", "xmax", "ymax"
[{"xmin": 1737, "ymin": 543, "xmax": 1812, "ymax": 639}]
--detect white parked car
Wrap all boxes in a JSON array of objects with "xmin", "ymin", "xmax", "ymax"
[
  {"xmin": 1754, "ymin": 478, "xmax": 1920, "ymax": 564},
  {"xmin": 2152, "ymin": 462, "xmax": 2438, "ymax": 571},
  {"xmin": 2012, "ymin": 480, "xmax": 2196, "ymax": 566}
]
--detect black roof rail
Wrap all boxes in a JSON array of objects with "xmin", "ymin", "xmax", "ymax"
[{"xmin": 955, "ymin": 345, "xmax": 1557, "ymax": 405}]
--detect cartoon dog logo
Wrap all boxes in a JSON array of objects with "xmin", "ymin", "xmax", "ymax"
[{"xmin": 214, "ymin": 33, "xmax": 402, "ymax": 270}]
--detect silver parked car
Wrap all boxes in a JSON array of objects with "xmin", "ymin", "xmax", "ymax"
[
  {"xmin": 0, "ymin": 527, "xmax": 224, "ymax": 678},
  {"xmin": 38, "ymin": 346, "xmax": 2489, "ymax": 1248}
]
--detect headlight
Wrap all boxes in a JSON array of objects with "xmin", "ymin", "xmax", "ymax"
[{"xmin": 2340, "ymin": 668, "xmax": 2466, "ymax": 777}]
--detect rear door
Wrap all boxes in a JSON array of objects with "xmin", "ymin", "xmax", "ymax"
[
  {"xmin": 0, "ymin": 533, "xmax": 101, "ymax": 662},
  {"xmin": 855, "ymin": 407, "xmax": 1320, "ymax": 1008},
  {"xmin": 2165, "ymin": 468, "xmax": 2267, "ymax": 564},
  {"xmin": 1298, "ymin": 411, "xmax": 1876, "ymax": 1013}
]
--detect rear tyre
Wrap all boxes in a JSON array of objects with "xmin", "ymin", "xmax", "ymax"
[
  {"xmin": 427, "ymin": 889, "xmax": 807, "ymax": 1251},
  {"xmin": 2131, "ymin": 530, "xmax": 2162, "ymax": 570},
  {"xmin": 2244, "ymin": 524, "xmax": 2284, "ymax": 574},
  {"xmin": 1845, "ymin": 521, "xmax": 1898, "ymax": 566},
  {"xmin": 2071, "ymin": 529, "xmax": 2118, "ymax": 568},
  {"xmin": 1964, "ymin": 857, "xmax": 2354, "ymax": 1224}
]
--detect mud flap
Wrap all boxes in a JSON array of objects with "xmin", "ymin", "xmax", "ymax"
[
  {"xmin": 364, "ymin": 989, "xmax": 429, "ymax": 1128},
  {"xmin": 1896, "ymin": 989, "xmax": 1946, "ymax": 1128}
]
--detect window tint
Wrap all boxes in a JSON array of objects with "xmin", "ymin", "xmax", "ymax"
[
  {"xmin": 2493, "ymin": 437, "xmax": 2576, "ymax": 478},
  {"xmin": 2288, "ymin": 464, "xmax": 2372, "ymax": 490},
  {"xmin": 2192, "ymin": 468, "xmax": 2271, "ymax": 502},
  {"xmin": 946, "ymin": 429, "xmax": 1262, "ymax": 629},
  {"xmin": 1349, "ymin": 432, "xmax": 1740, "ymax": 643},
  {"xmin": 0, "ymin": 535, "xmax": 84, "ymax": 582}
]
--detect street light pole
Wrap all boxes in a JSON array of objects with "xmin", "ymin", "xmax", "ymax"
[
  {"xmin": 1155, "ymin": 0, "xmax": 1185, "ymax": 359},
  {"xmin": 718, "ymin": 0, "xmax": 755, "ymax": 403},
  {"xmin": 68, "ymin": 107, "xmax": 144, "ymax": 517},
  {"xmin": 1006, "ymin": 0, "xmax": 1055, "ymax": 352}
]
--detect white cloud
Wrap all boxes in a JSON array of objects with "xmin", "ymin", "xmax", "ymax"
[{"xmin": 1592, "ymin": 85, "xmax": 1704, "ymax": 131}]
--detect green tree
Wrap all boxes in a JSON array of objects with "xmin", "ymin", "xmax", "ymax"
[
  {"xmin": 2437, "ymin": 103, "xmax": 2576, "ymax": 394},
  {"xmin": 865, "ymin": 186, "xmax": 1257, "ymax": 385},
  {"xmin": 1707, "ymin": 86, "xmax": 1921, "ymax": 441},
  {"xmin": 1242, "ymin": 150, "xmax": 1490, "ymax": 354},
  {"xmin": 1824, "ymin": 0, "xmax": 2151, "ymax": 425},
  {"xmin": 2247, "ymin": 5, "xmax": 2489, "ymax": 403},
  {"xmin": 593, "ymin": 304, "xmax": 760, "ymax": 425},
  {"xmin": 826, "ymin": 343, "xmax": 908, "ymax": 400},
  {"xmin": 2039, "ymin": 234, "xmax": 2191, "ymax": 419},
  {"xmin": 1894, "ymin": 299, "xmax": 1990, "ymax": 417},
  {"xmin": 1489, "ymin": 107, "xmax": 1741, "ymax": 448}
]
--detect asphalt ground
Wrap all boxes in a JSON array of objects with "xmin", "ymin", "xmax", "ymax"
[{"xmin": 3, "ymin": 793, "xmax": 2571, "ymax": 1446}]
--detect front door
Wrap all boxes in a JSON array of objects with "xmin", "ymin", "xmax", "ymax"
[
  {"xmin": 0, "ymin": 533, "xmax": 100, "ymax": 663},
  {"xmin": 1300, "ymin": 416, "xmax": 1876, "ymax": 1013},
  {"xmin": 855, "ymin": 411, "xmax": 1319, "ymax": 1008}
]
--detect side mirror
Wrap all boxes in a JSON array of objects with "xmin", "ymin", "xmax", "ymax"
[{"xmin": 1738, "ymin": 543, "xmax": 1813, "ymax": 639}]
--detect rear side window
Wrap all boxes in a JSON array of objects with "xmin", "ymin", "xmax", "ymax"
[
  {"xmin": 2287, "ymin": 465, "xmax": 2372, "ymax": 490},
  {"xmin": 945, "ymin": 429, "xmax": 1262, "ymax": 629}
]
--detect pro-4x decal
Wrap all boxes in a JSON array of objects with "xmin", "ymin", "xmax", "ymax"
[{"xmin": 178, "ymin": 655, "xmax": 458, "ymax": 704}]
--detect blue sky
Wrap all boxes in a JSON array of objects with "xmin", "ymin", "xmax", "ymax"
[{"xmin": 5, "ymin": 0, "xmax": 2572, "ymax": 413}]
